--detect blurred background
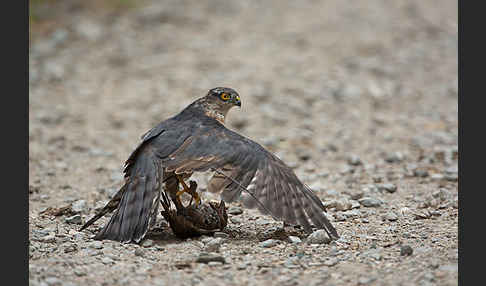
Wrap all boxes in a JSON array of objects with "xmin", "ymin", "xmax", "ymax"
[
  {"xmin": 29, "ymin": 0, "xmax": 457, "ymax": 167},
  {"xmin": 29, "ymin": 0, "xmax": 457, "ymax": 190},
  {"xmin": 29, "ymin": 1, "xmax": 458, "ymax": 285}
]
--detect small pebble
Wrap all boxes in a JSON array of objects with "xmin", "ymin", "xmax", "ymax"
[
  {"xmin": 101, "ymin": 257, "xmax": 114, "ymax": 265},
  {"xmin": 208, "ymin": 261, "xmax": 223, "ymax": 266},
  {"xmin": 288, "ymin": 236, "xmax": 302, "ymax": 244},
  {"xmin": 89, "ymin": 241, "xmax": 103, "ymax": 249},
  {"xmin": 400, "ymin": 245, "xmax": 414, "ymax": 256},
  {"xmin": 228, "ymin": 207, "xmax": 243, "ymax": 215},
  {"xmin": 141, "ymin": 239, "xmax": 154, "ymax": 248},
  {"xmin": 430, "ymin": 173, "xmax": 445, "ymax": 181},
  {"xmin": 196, "ymin": 253, "xmax": 226, "ymax": 264},
  {"xmin": 74, "ymin": 269, "xmax": 86, "ymax": 277},
  {"xmin": 334, "ymin": 213, "xmax": 346, "ymax": 221},
  {"xmin": 65, "ymin": 214, "xmax": 82, "ymax": 224},
  {"xmin": 335, "ymin": 199, "xmax": 353, "ymax": 211},
  {"xmin": 342, "ymin": 209, "xmax": 360, "ymax": 218},
  {"xmin": 349, "ymin": 190, "xmax": 365, "ymax": 200},
  {"xmin": 204, "ymin": 238, "xmax": 223, "ymax": 252},
  {"xmin": 377, "ymin": 183, "xmax": 397, "ymax": 193},
  {"xmin": 347, "ymin": 155, "xmax": 362, "ymax": 166},
  {"xmin": 307, "ymin": 230, "xmax": 331, "ymax": 244},
  {"xmin": 214, "ymin": 232, "xmax": 229, "ymax": 239},
  {"xmin": 385, "ymin": 152, "xmax": 403, "ymax": 163},
  {"xmin": 350, "ymin": 200, "xmax": 361, "ymax": 209},
  {"xmin": 358, "ymin": 197, "xmax": 382, "ymax": 207},
  {"xmin": 414, "ymin": 169, "xmax": 429, "ymax": 178},
  {"xmin": 134, "ymin": 248, "xmax": 144, "ymax": 257},
  {"xmin": 260, "ymin": 239, "xmax": 280, "ymax": 248}
]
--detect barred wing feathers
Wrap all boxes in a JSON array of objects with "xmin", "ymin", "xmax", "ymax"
[{"xmin": 162, "ymin": 127, "xmax": 339, "ymax": 239}]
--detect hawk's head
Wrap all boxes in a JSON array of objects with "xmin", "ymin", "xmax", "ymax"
[
  {"xmin": 207, "ymin": 87, "xmax": 241, "ymax": 108},
  {"xmin": 197, "ymin": 87, "xmax": 241, "ymax": 123}
]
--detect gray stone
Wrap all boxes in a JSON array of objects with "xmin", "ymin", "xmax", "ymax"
[
  {"xmin": 135, "ymin": 248, "xmax": 145, "ymax": 257},
  {"xmin": 288, "ymin": 236, "xmax": 302, "ymax": 244},
  {"xmin": 377, "ymin": 183, "xmax": 397, "ymax": 193},
  {"xmin": 214, "ymin": 232, "xmax": 229, "ymax": 238},
  {"xmin": 307, "ymin": 229, "xmax": 331, "ymax": 244},
  {"xmin": 74, "ymin": 269, "xmax": 86, "ymax": 277},
  {"xmin": 349, "ymin": 190, "xmax": 365, "ymax": 200},
  {"xmin": 335, "ymin": 199, "xmax": 353, "ymax": 211},
  {"xmin": 230, "ymin": 217, "xmax": 241, "ymax": 224},
  {"xmin": 400, "ymin": 245, "xmax": 413, "ymax": 256},
  {"xmin": 208, "ymin": 261, "xmax": 223, "ymax": 266},
  {"xmin": 358, "ymin": 197, "xmax": 382, "ymax": 207},
  {"xmin": 237, "ymin": 263, "xmax": 249, "ymax": 270},
  {"xmin": 101, "ymin": 257, "xmax": 114, "ymax": 265},
  {"xmin": 228, "ymin": 206, "xmax": 243, "ymax": 215},
  {"xmin": 65, "ymin": 214, "xmax": 82, "ymax": 224},
  {"xmin": 347, "ymin": 155, "xmax": 362, "ymax": 166},
  {"xmin": 260, "ymin": 239, "xmax": 280, "ymax": 248},
  {"xmin": 414, "ymin": 169, "xmax": 429, "ymax": 178},
  {"xmin": 385, "ymin": 152, "xmax": 404, "ymax": 163},
  {"xmin": 430, "ymin": 173, "xmax": 445, "ymax": 181},
  {"xmin": 334, "ymin": 213, "xmax": 346, "ymax": 221},
  {"xmin": 350, "ymin": 200, "xmax": 361, "ymax": 209},
  {"xmin": 89, "ymin": 241, "xmax": 103, "ymax": 249},
  {"xmin": 141, "ymin": 239, "xmax": 155, "ymax": 248},
  {"xmin": 342, "ymin": 209, "xmax": 360, "ymax": 218},
  {"xmin": 196, "ymin": 253, "xmax": 226, "ymax": 264},
  {"xmin": 204, "ymin": 238, "xmax": 223, "ymax": 252}
]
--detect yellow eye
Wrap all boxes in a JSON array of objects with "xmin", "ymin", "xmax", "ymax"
[{"xmin": 220, "ymin": 93, "xmax": 230, "ymax": 101}]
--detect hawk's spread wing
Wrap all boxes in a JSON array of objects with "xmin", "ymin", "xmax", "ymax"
[{"xmin": 161, "ymin": 126, "xmax": 339, "ymax": 238}]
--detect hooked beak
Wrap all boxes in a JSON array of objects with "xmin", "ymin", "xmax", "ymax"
[{"xmin": 234, "ymin": 95, "xmax": 241, "ymax": 108}]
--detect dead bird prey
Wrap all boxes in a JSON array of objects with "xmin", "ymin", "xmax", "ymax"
[
  {"xmin": 81, "ymin": 87, "xmax": 339, "ymax": 243},
  {"xmin": 159, "ymin": 180, "xmax": 228, "ymax": 239}
]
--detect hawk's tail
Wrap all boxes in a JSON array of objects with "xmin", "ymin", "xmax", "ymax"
[{"xmin": 86, "ymin": 149, "xmax": 161, "ymax": 243}]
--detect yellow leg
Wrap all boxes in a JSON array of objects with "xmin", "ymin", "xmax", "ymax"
[{"xmin": 175, "ymin": 175, "xmax": 201, "ymax": 206}]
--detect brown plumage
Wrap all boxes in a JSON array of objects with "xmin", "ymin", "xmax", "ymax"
[
  {"xmin": 160, "ymin": 180, "xmax": 228, "ymax": 239},
  {"xmin": 81, "ymin": 87, "xmax": 339, "ymax": 243}
]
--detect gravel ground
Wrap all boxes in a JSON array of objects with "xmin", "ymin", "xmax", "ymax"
[{"xmin": 29, "ymin": 1, "xmax": 458, "ymax": 285}]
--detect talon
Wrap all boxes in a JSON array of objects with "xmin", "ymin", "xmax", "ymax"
[
  {"xmin": 192, "ymin": 191, "xmax": 201, "ymax": 206},
  {"xmin": 176, "ymin": 175, "xmax": 201, "ymax": 207}
]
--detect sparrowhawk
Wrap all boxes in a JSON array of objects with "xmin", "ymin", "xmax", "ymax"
[{"xmin": 81, "ymin": 87, "xmax": 339, "ymax": 243}]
